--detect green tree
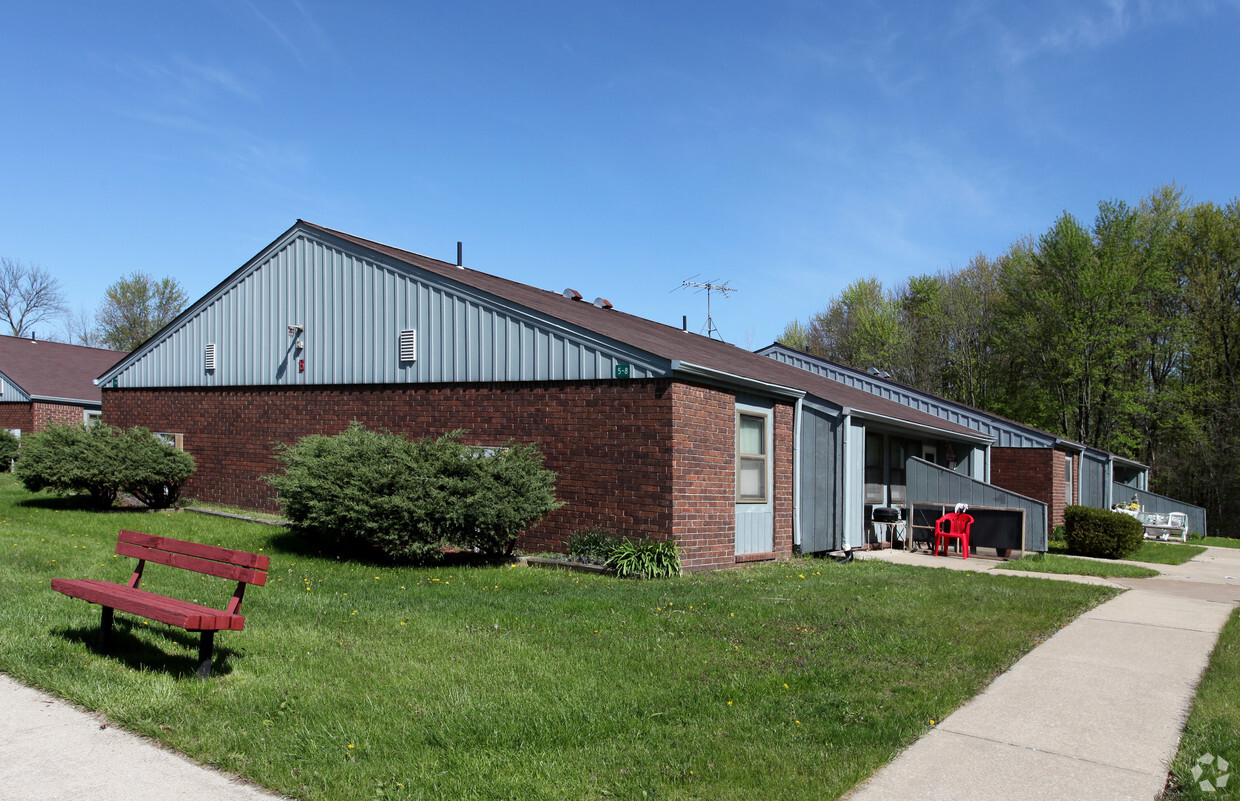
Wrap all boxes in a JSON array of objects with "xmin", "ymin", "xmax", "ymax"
[{"xmin": 96, "ymin": 272, "xmax": 188, "ymax": 351}]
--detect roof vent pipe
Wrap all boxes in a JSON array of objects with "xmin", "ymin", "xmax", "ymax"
[
  {"xmin": 682, "ymin": 315, "xmax": 687, "ymax": 332},
  {"xmin": 456, "ymin": 242, "xmax": 463, "ymax": 269}
]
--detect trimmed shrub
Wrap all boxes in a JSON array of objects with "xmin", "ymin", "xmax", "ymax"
[
  {"xmin": 0, "ymin": 429, "xmax": 19, "ymax": 468},
  {"xmin": 15, "ymin": 423, "xmax": 197, "ymax": 509},
  {"xmin": 16, "ymin": 423, "xmax": 125, "ymax": 508},
  {"xmin": 1064, "ymin": 505, "xmax": 1143, "ymax": 560},
  {"xmin": 267, "ymin": 422, "xmax": 561, "ymax": 562},
  {"xmin": 117, "ymin": 427, "xmax": 197, "ymax": 508}
]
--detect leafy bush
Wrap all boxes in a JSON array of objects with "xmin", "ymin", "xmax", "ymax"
[
  {"xmin": 16, "ymin": 423, "xmax": 124, "ymax": 508},
  {"xmin": 15, "ymin": 423, "xmax": 196, "ymax": 509},
  {"xmin": 607, "ymin": 537, "xmax": 683, "ymax": 579},
  {"xmin": 566, "ymin": 529, "xmax": 625, "ymax": 564},
  {"xmin": 267, "ymin": 422, "xmax": 561, "ymax": 562},
  {"xmin": 1064, "ymin": 505, "xmax": 1143, "ymax": 560},
  {"xmin": 117, "ymin": 427, "xmax": 197, "ymax": 508},
  {"xmin": 0, "ymin": 429, "xmax": 19, "ymax": 467}
]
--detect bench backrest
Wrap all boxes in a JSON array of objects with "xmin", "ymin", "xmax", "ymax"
[{"xmin": 116, "ymin": 530, "xmax": 269, "ymax": 586}]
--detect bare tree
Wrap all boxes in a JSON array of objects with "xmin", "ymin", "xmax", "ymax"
[
  {"xmin": 0, "ymin": 257, "xmax": 68, "ymax": 336},
  {"xmin": 61, "ymin": 305, "xmax": 104, "ymax": 347}
]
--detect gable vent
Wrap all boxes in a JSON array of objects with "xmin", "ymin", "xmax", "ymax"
[
  {"xmin": 204, "ymin": 343, "xmax": 216, "ymax": 372},
  {"xmin": 563, "ymin": 288, "xmax": 582, "ymax": 300},
  {"xmin": 399, "ymin": 329, "xmax": 417, "ymax": 362},
  {"xmin": 593, "ymin": 297, "xmax": 613, "ymax": 309}
]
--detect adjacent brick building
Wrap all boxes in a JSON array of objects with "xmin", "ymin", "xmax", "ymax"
[{"xmin": 0, "ymin": 335, "xmax": 126, "ymax": 435}]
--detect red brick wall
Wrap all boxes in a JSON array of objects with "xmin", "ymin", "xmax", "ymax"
[
  {"xmin": 0, "ymin": 403, "xmax": 33, "ymax": 433},
  {"xmin": 668, "ymin": 384, "xmax": 795, "ymax": 572},
  {"xmin": 33, "ymin": 402, "xmax": 87, "ymax": 429},
  {"xmin": 104, "ymin": 380, "xmax": 798, "ymax": 570},
  {"xmin": 990, "ymin": 447, "xmax": 1079, "ymax": 529},
  {"xmin": 105, "ymin": 381, "xmax": 679, "ymax": 552}
]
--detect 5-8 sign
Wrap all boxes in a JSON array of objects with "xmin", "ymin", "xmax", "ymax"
[{"xmin": 614, "ymin": 363, "xmax": 631, "ymax": 379}]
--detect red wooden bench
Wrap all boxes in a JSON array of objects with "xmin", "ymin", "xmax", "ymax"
[{"xmin": 51, "ymin": 530, "xmax": 269, "ymax": 678}]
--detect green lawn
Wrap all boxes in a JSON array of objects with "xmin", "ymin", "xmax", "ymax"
[
  {"xmin": 1165, "ymin": 607, "xmax": 1240, "ymax": 800},
  {"xmin": 1128, "ymin": 541, "xmax": 1207, "ymax": 565},
  {"xmin": 1000, "ymin": 553, "xmax": 1160, "ymax": 578},
  {"xmin": 0, "ymin": 476, "xmax": 1116, "ymax": 801},
  {"xmin": 1193, "ymin": 536, "xmax": 1240, "ymax": 550},
  {"xmin": 1046, "ymin": 538, "xmax": 1207, "ymax": 566}
]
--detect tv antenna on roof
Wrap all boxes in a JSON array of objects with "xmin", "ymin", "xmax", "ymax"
[{"xmin": 674, "ymin": 276, "xmax": 736, "ymax": 340}]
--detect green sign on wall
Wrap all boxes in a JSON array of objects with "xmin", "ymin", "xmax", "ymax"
[{"xmin": 614, "ymin": 363, "xmax": 631, "ymax": 379}]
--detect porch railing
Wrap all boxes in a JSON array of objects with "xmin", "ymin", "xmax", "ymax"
[
  {"xmin": 1111, "ymin": 484, "xmax": 1208, "ymax": 537},
  {"xmin": 907, "ymin": 457, "xmax": 1049, "ymax": 552}
]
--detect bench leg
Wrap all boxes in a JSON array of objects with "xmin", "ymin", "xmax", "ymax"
[
  {"xmin": 197, "ymin": 631, "xmax": 216, "ymax": 679},
  {"xmin": 99, "ymin": 607, "xmax": 114, "ymax": 653}
]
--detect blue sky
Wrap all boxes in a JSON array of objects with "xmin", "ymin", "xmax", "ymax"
[{"xmin": 3, "ymin": 1, "xmax": 1238, "ymax": 348}]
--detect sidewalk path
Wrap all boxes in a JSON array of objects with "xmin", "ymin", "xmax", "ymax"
[
  {"xmin": 0, "ymin": 675, "xmax": 289, "ymax": 801},
  {"xmin": 845, "ymin": 545, "xmax": 1240, "ymax": 801}
]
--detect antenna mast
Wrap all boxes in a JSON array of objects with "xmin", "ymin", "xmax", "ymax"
[{"xmin": 679, "ymin": 279, "xmax": 735, "ymax": 340}]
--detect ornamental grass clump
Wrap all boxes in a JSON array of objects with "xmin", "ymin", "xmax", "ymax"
[
  {"xmin": 267, "ymin": 422, "xmax": 561, "ymax": 562},
  {"xmin": 607, "ymin": 537, "xmax": 682, "ymax": 579},
  {"xmin": 1063, "ymin": 505, "xmax": 1143, "ymax": 560}
]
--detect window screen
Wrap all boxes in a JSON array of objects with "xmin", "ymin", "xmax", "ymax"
[{"xmin": 737, "ymin": 413, "xmax": 767, "ymax": 502}]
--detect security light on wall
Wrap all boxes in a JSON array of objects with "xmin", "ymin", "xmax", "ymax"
[{"xmin": 288, "ymin": 324, "xmax": 304, "ymax": 351}]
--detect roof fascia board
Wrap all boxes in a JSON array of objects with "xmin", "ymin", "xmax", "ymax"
[
  {"xmin": 1055, "ymin": 439, "xmax": 1086, "ymax": 453},
  {"xmin": 670, "ymin": 361, "xmax": 805, "ymax": 400},
  {"xmin": 844, "ymin": 407, "xmax": 994, "ymax": 445},
  {"xmin": 29, "ymin": 395, "xmax": 95, "ymax": 406}
]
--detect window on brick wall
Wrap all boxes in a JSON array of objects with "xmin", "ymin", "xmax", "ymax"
[
  {"xmin": 737, "ymin": 412, "xmax": 768, "ymax": 503},
  {"xmin": 1065, "ymin": 455, "xmax": 1073, "ymax": 504}
]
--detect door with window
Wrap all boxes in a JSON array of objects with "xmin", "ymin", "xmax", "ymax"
[{"xmin": 735, "ymin": 402, "xmax": 774, "ymax": 555}]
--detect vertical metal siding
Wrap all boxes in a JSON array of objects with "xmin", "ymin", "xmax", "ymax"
[
  {"xmin": 1079, "ymin": 452, "xmax": 1109, "ymax": 509},
  {"xmin": 797, "ymin": 402, "xmax": 843, "ymax": 552},
  {"xmin": 109, "ymin": 232, "xmax": 665, "ymax": 388},
  {"xmin": 908, "ymin": 457, "xmax": 1048, "ymax": 551}
]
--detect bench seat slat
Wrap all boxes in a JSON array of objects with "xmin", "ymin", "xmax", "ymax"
[{"xmin": 51, "ymin": 579, "xmax": 245, "ymax": 631}]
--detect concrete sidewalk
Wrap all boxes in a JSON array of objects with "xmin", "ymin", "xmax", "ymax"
[
  {"xmin": 846, "ymin": 545, "xmax": 1240, "ymax": 801},
  {"xmin": 0, "ymin": 675, "xmax": 289, "ymax": 801}
]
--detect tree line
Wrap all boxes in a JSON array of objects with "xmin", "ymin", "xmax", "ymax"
[
  {"xmin": 779, "ymin": 184, "xmax": 1240, "ymax": 536},
  {"xmin": 0, "ymin": 258, "xmax": 186, "ymax": 351}
]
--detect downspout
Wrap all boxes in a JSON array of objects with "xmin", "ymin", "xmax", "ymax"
[
  {"xmin": 1106, "ymin": 457, "xmax": 1114, "ymax": 509},
  {"xmin": 793, "ymin": 396, "xmax": 803, "ymax": 549},
  {"xmin": 840, "ymin": 410, "xmax": 852, "ymax": 552},
  {"xmin": 984, "ymin": 442, "xmax": 992, "ymax": 485}
]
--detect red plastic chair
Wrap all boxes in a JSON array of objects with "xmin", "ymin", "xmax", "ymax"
[{"xmin": 934, "ymin": 512, "xmax": 974, "ymax": 559}]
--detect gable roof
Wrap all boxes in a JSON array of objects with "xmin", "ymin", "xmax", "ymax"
[
  {"xmin": 102, "ymin": 221, "xmax": 987, "ymax": 443},
  {"xmin": 0, "ymin": 335, "xmax": 126, "ymax": 404},
  {"xmin": 308, "ymin": 223, "xmax": 987, "ymax": 442}
]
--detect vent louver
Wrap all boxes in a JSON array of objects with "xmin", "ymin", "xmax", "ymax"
[
  {"xmin": 204, "ymin": 343, "xmax": 216, "ymax": 372},
  {"xmin": 399, "ymin": 329, "xmax": 417, "ymax": 362}
]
